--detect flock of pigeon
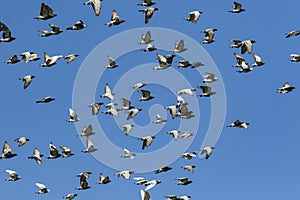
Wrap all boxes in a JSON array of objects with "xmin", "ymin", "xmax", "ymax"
[{"xmin": 0, "ymin": 0, "xmax": 297, "ymax": 200}]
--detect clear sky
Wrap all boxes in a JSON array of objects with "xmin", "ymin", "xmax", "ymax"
[{"xmin": 0, "ymin": 0, "xmax": 300, "ymax": 199}]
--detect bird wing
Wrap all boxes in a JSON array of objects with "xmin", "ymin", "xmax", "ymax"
[
  {"xmin": 141, "ymin": 190, "xmax": 150, "ymax": 200},
  {"xmin": 253, "ymin": 54, "xmax": 262, "ymax": 62},
  {"xmin": 104, "ymin": 83, "xmax": 112, "ymax": 94},
  {"xmin": 36, "ymin": 183, "xmax": 46, "ymax": 190},
  {"xmin": 234, "ymin": 2, "xmax": 242, "ymax": 9},
  {"xmin": 2, "ymin": 141, "xmax": 11, "ymax": 154},
  {"xmin": 139, "ymin": 90, "xmax": 151, "ymax": 98},
  {"xmin": 145, "ymin": 8, "xmax": 155, "ymax": 24},
  {"xmin": 91, "ymin": 0, "xmax": 101, "ymax": 16},
  {"xmin": 49, "ymin": 143, "xmax": 59, "ymax": 157},
  {"xmin": 177, "ymin": 40, "xmax": 184, "ymax": 51},
  {"xmin": 144, "ymin": 31, "xmax": 152, "ymax": 42},
  {"xmin": 111, "ymin": 10, "xmax": 119, "ymax": 20},
  {"xmin": 69, "ymin": 108, "xmax": 78, "ymax": 120}
]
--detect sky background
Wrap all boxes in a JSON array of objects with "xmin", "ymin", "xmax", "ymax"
[{"xmin": 0, "ymin": 0, "xmax": 300, "ymax": 199}]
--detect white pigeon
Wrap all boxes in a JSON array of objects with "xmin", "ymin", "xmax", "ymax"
[
  {"xmin": 184, "ymin": 10, "xmax": 203, "ymax": 23},
  {"xmin": 178, "ymin": 88, "xmax": 196, "ymax": 96},
  {"xmin": 104, "ymin": 55, "xmax": 118, "ymax": 68},
  {"xmin": 144, "ymin": 179, "xmax": 162, "ymax": 191},
  {"xmin": 173, "ymin": 40, "xmax": 187, "ymax": 53},
  {"xmin": 121, "ymin": 148, "xmax": 136, "ymax": 159},
  {"xmin": 14, "ymin": 137, "xmax": 30, "ymax": 147},
  {"xmin": 105, "ymin": 10, "xmax": 126, "ymax": 27},
  {"xmin": 28, "ymin": 147, "xmax": 43, "ymax": 165},
  {"xmin": 83, "ymin": 0, "xmax": 102, "ymax": 16},
  {"xmin": 140, "ymin": 136, "xmax": 155, "ymax": 150},
  {"xmin": 82, "ymin": 137, "xmax": 97, "ymax": 153},
  {"xmin": 63, "ymin": 193, "xmax": 78, "ymax": 200},
  {"xmin": 35, "ymin": 183, "xmax": 50, "ymax": 194},
  {"xmin": 241, "ymin": 40, "xmax": 256, "ymax": 54},
  {"xmin": 0, "ymin": 141, "xmax": 17, "ymax": 159},
  {"xmin": 20, "ymin": 51, "xmax": 40, "ymax": 63},
  {"xmin": 115, "ymin": 170, "xmax": 134, "ymax": 180},
  {"xmin": 5, "ymin": 169, "xmax": 21, "ymax": 181},
  {"xmin": 40, "ymin": 52, "xmax": 63, "ymax": 67},
  {"xmin": 277, "ymin": 82, "xmax": 295, "ymax": 94},
  {"xmin": 167, "ymin": 130, "xmax": 180, "ymax": 141},
  {"xmin": 290, "ymin": 54, "xmax": 300, "ymax": 62},
  {"xmin": 140, "ymin": 190, "xmax": 151, "ymax": 200},
  {"xmin": 201, "ymin": 146, "xmax": 214, "ymax": 159},
  {"xmin": 67, "ymin": 108, "xmax": 79, "ymax": 122},
  {"xmin": 181, "ymin": 152, "xmax": 197, "ymax": 160},
  {"xmin": 100, "ymin": 83, "xmax": 114, "ymax": 100},
  {"xmin": 153, "ymin": 114, "xmax": 167, "ymax": 124},
  {"xmin": 202, "ymin": 72, "xmax": 218, "ymax": 83},
  {"xmin": 127, "ymin": 108, "xmax": 142, "ymax": 120},
  {"xmin": 19, "ymin": 75, "xmax": 35, "ymax": 89},
  {"xmin": 80, "ymin": 125, "xmax": 95, "ymax": 137},
  {"xmin": 121, "ymin": 124, "xmax": 134, "ymax": 135},
  {"xmin": 138, "ymin": 31, "xmax": 154, "ymax": 45},
  {"xmin": 97, "ymin": 173, "xmax": 111, "ymax": 184}
]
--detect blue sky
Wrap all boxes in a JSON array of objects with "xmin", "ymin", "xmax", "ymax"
[{"xmin": 0, "ymin": 0, "xmax": 300, "ymax": 199}]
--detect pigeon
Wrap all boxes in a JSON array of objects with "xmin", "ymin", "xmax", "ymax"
[
  {"xmin": 139, "ymin": 7, "xmax": 158, "ymax": 24},
  {"xmin": 121, "ymin": 148, "xmax": 136, "ymax": 159},
  {"xmin": 181, "ymin": 165, "xmax": 196, "ymax": 173},
  {"xmin": 5, "ymin": 170, "xmax": 21, "ymax": 181},
  {"xmin": 197, "ymin": 86, "xmax": 216, "ymax": 97},
  {"xmin": 184, "ymin": 11, "xmax": 203, "ymax": 23},
  {"xmin": 47, "ymin": 142, "xmax": 61, "ymax": 159},
  {"xmin": 201, "ymin": 28, "xmax": 218, "ymax": 44},
  {"xmin": 106, "ymin": 10, "xmax": 126, "ymax": 27},
  {"xmin": 127, "ymin": 108, "xmax": 142, "ymax": 120},
  {"xmin": 80, "ymin": 125, "xmax": 95, "ymax": 137},
  {"xmin": 230, "ymin": 39, "xmax": 242, "ymax": 48},
  {"xmin": 277, "ymin": 82, "xmax": 295, "ymax": 94},
  {"xmin": 39, "ymin": 24, "xmax": 63, "ymax": 37},
  {"xmin": 177, "ymin": 104, "xmax": 194, "ymax": 119},
  {"xmin": 115, "ymin": 170, "xmax": 134, "ymax": 180},
  {"xmin": 286, "ymin": 30, "xmax": 300, "ymax": 38},
  {"xmin": 229, "ymin": 2, "xmax": 246, "ymax": 13},
  {"xmin": 35, "ymin": 183, "xmax": 50, "ymax": 194},
  {"xmin": 89, "ymin": 102, "xmax": 103, "ymax": 115},
  {"xmin": 65, "ymin": 54, "xmax": 79, "ymax": 64},
  {"xmin": 153, "ymin": 52, "xmax": 172, "ymax": 70},
  {"xmin": 5, "ymin": 55, "xmax": 20, "ymax": 64},
  {"xmin": 0, "ymin": 22, "xmax": 16, "ymax": 42},
  {"xmin": 103, "ymin": 107, "xmax": 119, "ymax": 117},
  {"xmin": 104, "ymin": 55, "xmax": 118, "ymax": 68},
  {"xmin": 20, "ymin": 52, "xmax": 40, "ymax": 63},
  {"xmin": 63, "ymin": 193, "xmax": 78, "ymax": 200},
  {"xmin": 76, "ymin": 172, "xmax": 92, "ymax": 190},
  {"xmin": 34, "ymin": 3, "xmax": 57, "ymax": 20},
  {"xmin": 100, "ymin": 83, "xmax": 115, "ymax": 100},
  {"xmin": 67, "ymin": 108, "xmax": 79, "ymax": 122},
  {"xmin": 181, "ymin": 152, "xmax": 197, "ymax": 160},
  {"xmin": 178, "ymin": 88, "xmax": 196, "ymax": 96},
  {"xmin": 14, "ymin": 137, "xmax": 30, "ymax": 147},
  {"xmin": 36, "ymin": 96, "xmax": 55, "ymax": 103},
  {"xmin": 252, "ymin": 54, "xmax": 265, "ymax": 67},
  {"xmin": 40, "ymin": 52, "xmax": 63, "ymax": 67},
  {"xmin": 138, "ymin": 31, "xmax": 154, "ymax": 45},
  {"xmin": 241, "ymin": 40, "xmax": 256, "ymax": 54},
  {"xmin": 140, "ymin": 136, "xmax": 155, "ymax": 150},
  {"xmin": 173, "ymin": 40, "xmax": 187, "ymax": 53},
  {"xmin": 202, "ymin": 72, "xmax": 218, "ymax": 83},
  {"xmin": 105, "ymin": 102, "xmax": 118, "ymax": 109},
  {"xmin": 82, "ymin": 136, "xmax": 97, "ymax": 153},
  {"xmin": 83, "ymin": 0, "xmax": 102, "ymax": 16},
  {"xmin": 141, "ymin": 190, "xmax": 151, "ymax": 200},
  {"xmin": 236, "ymin": 61, "xmax": 253, "ymax": 73},
  {"xmin": 0, "ymin": 141, "xmax": 17, "ymax": 159},
  {"xmin": 290, "ymin": 54, "xmax": 300, "ymax": 62},
  {"xmin": 201, "ymin": 146, "xmax": 214, "ymax": 159},
  {"xmin": 144, "ymin": 180, "xmax": 161, "ymax": 191},
  {"xmin": 233, "ymin": 52, "xmax": 245, "ymax": 67},
  {"xmin": 66, "ymin": 20, "xmax": 87, "ymax": 30},
  {"xmin": 138, "ymin": 90, "xmax": 155, "ymax": 101},
  {"xmin": 133, "ymin": 82, "xmax": 147, "ymax": 89},
  {"xmin": 176, "ymin": 177, "xmax": 193, "ymax": 185},
  {"xmin": 177, "ymin": 60, "xmax": 204, "ymax": 68},
  {"xmin": 227, "ymin": 120, "xmax": 250, "ymax": 130},
  {"xmin": 167, "ymin": 130, "xmax": 180, "ymax": 141},
  {"xmin": 117, "ymin": 98, "xmax": 134, "ymax": 111},
  {"xmin": 138, "ymin": 0, "xmax": 156, "ymax": 6},
  {"xmin": 97, "ymin": 173, "xmax": 111, "ymax": 184},
  {"xmin": 28, "ymin": 148, "xmax": 43, "ymax": 165},
  {"xmin": 180, "ymin": 132, "xmax": 194, "ymax": 139},
  {"xmin": 177, "ymin": 95, "xmax": 188, "ymax": 107},
  {"xmin": 143, "ymin": 43, "xmax": 157, "ymax": 52},
  {"xmin": 60, "ymin": 146, "xmax": 74, "ymax": 158},
  {"xmin": 77, "ymin": 172, "xmax": 92, "ymax": 180},
  {"xmin": 153, "ymin": 114, "xmax": 167, "ymax": 124},
  {"xmin": 121, "ymin": 124, "xmax": 134, "ymax": 135},
  {"xmin": 134, "ymin": 177, "xmax": 148, "ymax": 185},
  {"xmin": 19, "ymin": 75, "xmax": 35, "ymax": 89},
  {"xmin": 155, "ymin": 166, "xmax": 172, "ymax": 174}
]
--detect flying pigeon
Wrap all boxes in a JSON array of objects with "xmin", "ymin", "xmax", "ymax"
[
  {"xmin": 35, "ymin": 183, "xmax": 50, "ymax": 194},
  {"xmin": 121, "ymin": 148, "xmax": 136, "ymax": 159},
  {"xmin": 28, "ymin": 147, "xmax": 43, "ymax": 165},
  {"xmin": 97, "ymin": 173, "xmax": 111, "ymax": 184},
  {"xmin": 105, "ymin": 10, "xmax": 126, "ymax": 27},
  {"xmin": 19, "ymin": 75, "xmax": 35, "ymax": 89},
  {"xmin": 47, "ymin": 142, "xmax": 61, "ymax": 159},
  {"xmin": 167, "ymin": 130, "xmax": 180, "ymax": 141},
  {"xmin": 181, "ymin": 152, "xmax": 197, "ymax": 160},
  {"xmin": 155, "ymin": 166, "xmax": 172, "ymax": 174},
  {"xmin": 104, "ymin": 55, "xmax": 118, "ymax": 68},
  {"xmin": 140, "ymin": 136, "xmax": 155, "ymax": 150},
  {"xmin": 144, "ymin": 179, "xmax": 161, "ymax": 191},
  {"xmin": 197, "ymin": 86, "xmax": 216, "ymax": 97},
  {"xmin": 20, "ymin": 52, "xmax": 40, "ymax": 63},
  {"xmin": 115, "ymin": 170, "xmax": 134, "ymax": 180},
  {"xmin": 229, "ymin": 2, "xmax": 246, "ymax": 13},
  {"xmin": 67, "ymin": 108, "xmax": 79, "ymax": 122},
  {"xmin": 60, "ymin": 146, "xmax": 74, "ymax": 158},
  {"xmin": 14, "ymin": 137, "xmax": 30, "ymax": 147},
  {"xmin": 82, "ymin": 137, "xmax": 97, "ymax": 153},
  {"xmin": 252, "ymin": 54, "xmax": 265, "ymax": 67},
  {"xmin": 100, "ymin": 83, "xmax": 115, "ymax": 100},
  {"xmin": 5, "ymin": 55, "xmax": 20, "ymax": 64},
  {"xmin": 34, "ymin": 3, "xmax": 57, "ymax": 20},
  {"xmin": 175, "ymin": 177, "xmax": 193, "ymax": 185},
  {"xmin": 88, "ymin": 102, "xmax": 103, "ymax": 115},
  {"xmin": 277, "ymin": 82, "xmax": 295, "ymax": 94},
  {"xmin": 66, "ymin": 20, "xmax": 87, "ymax": 30},
  {"xmin": 133, "ymin": 82, "xmax": 147, "ymax": 89},
  {"xmin": 83, "ymin": 0, "xmax": 102, "ymax": 16},
  {"xmin": 184, "ymin": 10, "xmax": 203, "ymax": 23},
  {"xmin": 290, "ymin": 54, "xmax": 300, "ymax": 62},
  {"xmin": 143, "ymin": 43, "xmax": 157, "ymax": 52},
  {"xmin": 138, "ymin": 89, "xmax": 155, "ymax": 101},
  {"xmin": 286, "ymin": 30, "xmax": 300, "ymax": 38},
  {"xmin": 127, "ymin": 108, "xmax": 142, "ymax": 120},
  {"xmin": 177, "ymin": 88, "xmax": 196, "ymax": 96},
  {"xmin": 36, "ymin": 96, "xmax": 55, "ymax": 103},
  {"xmin": 227, "ymin": 120, "xmax": 250, "ymax": 130},
  {"xmin": 138, "ymin": 0, "xmax": 156, "ymax": 6},
  {"xmin": 65, "ymin": 54, "xmax": 79, "ymax": 64},
  {"xmin": 120, "ymin": 124, "xmax": 134, "ymax": 135},
  {"xmin": 138, "ymin": 31, "xmax": 154, "ymax": 45},
  {"xmin": 40, "ymin": 52, "xmax": 63, "ymax": 67},
  {"xmin": 5, "ymin": 169, "xmax": 21, "ymax": 181},
  {"xmin": 39, "ymin": 24, "xmax": 63, "ymax": 37},
  {"xmin": 202, "ymin": 72, "xmax": 218, "ymax": 83},
  {"xmin": 63, "ymin": 193, "xmax": 78, "ymax": 200},
  {"xmin": 180, "ymin": 132, "xmax": 194, "ymax": 139},
  {"xmin": 181, "ymin": 165, "xmax": 196, "ymax": 173},
  {"xmin": 0, "ymin": 22, "xmax": 16, "ymax": 42},
  {"xmin": 0, "ymin": 141, "xmax": 17, "ymax": 159},
  {"xmin": 153, "ymin": 114, "xmax": 167, "ymax": 124},
  {"xmin": 241, "ymin": 40, "xmax": 256, "ymax": 54},
  {"xmin": 141, "ymin": 190, "xmax": 151, "ymax": 200},
  {"xmin": 80, "ymin": 125, "xmax": 95, "ymax": 137},
  {"xmin": 139, "ymin": 7, "xmax": 158, "ymax": 24},
  {"xmin": 201, "ymin": 28, "xmax": 218, "ymax": 44},
  {"xmin": 201, "ymin": 146, "xmax": 215, "ymax": 159},
  {"xmin": 173, "ymin": 40, "xmax": 187, "ymax": 53}
]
